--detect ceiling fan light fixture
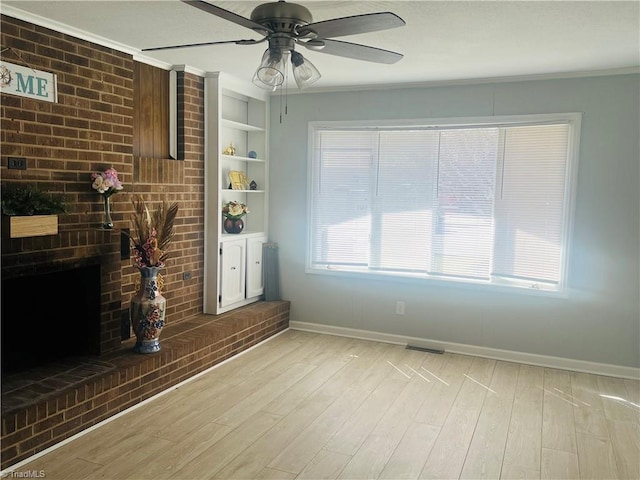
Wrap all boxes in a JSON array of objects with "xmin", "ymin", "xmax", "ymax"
[
  {"xmin": 255, "ymin": 48, "xmax": 287, "ymax": 87},
  {"xmin": 290, "ymin": 50, "xmax": 321, "ymax": 89}
]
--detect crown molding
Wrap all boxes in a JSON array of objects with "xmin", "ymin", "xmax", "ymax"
[
  {"xmin": 2, "ymin": 5, "xmax": 139, "ymax": 55},
  {"xmin": 2, "ymin": 5, "xmax": 186, "ymax": 72},
  {"xmin": 286, "ymin": 67, "xmax": 640, "ymax": 95}
]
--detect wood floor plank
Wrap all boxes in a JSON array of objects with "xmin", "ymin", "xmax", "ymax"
[
  {"xmin": 622, "ymin": 378, "xmax": 640, "ymax": 424},
  {"xmin": 262, "ymin": 358, "xmax": 349, "ymax": 416},
  {"xmin": 144, "ymin": 379, "xmax": 240, "ymax": 442},
  {"xmin": 140, "ymin": 422, "xmax": 233, "ymax": 479},
  {"xmin": 413, "ymin": 353, "xmax": 474, "ymax": 427},
  {"xmin": 214, "ymin": 362, "xmax": 317, "ymax": 427},
  {"xmin": 337, "ymin": 375, "xmax": 434, "ymax": 479},
  {"xmin": 324, "ymin": 377, "xmax": 406, "ymax": 456},
  {"xmin": 351, "ymin": 343, "xmax": 409, "ymax": 391},
  {"xmin": 597, "ymin": 375, "xmax": 638, "ymax": 422},
  {"xmin": 419, "ymin": 356, "xmax": 496, "ymax": 479},
  {"xmin": 209, "ymin": 330, "xmax": 308, "ymax": 386},
  {"xmin": 267, "ymin": 386, "xmax": 371, "ymax": 474},
  {"xmin": 570, "ymin": 371, "xmax": 610, "ymax": 437},
  {"xmin": 575, "ymin": 431, "xmax": 620, "ymax": 480},
  {"xmin": 75, "ymin": 429, "xmax": 155, "ymax": 466},
  {"xmin": 90, "ymin": 436, "xmax": 174, "ymax": 480},
  {"xmin": 460, "ymin": 361, "xmax": 519, "ymax": 480},
  {"xmin": 168, "ymin": 411, "xmax": 283, "ymax": 479},
  {"xmin": 606, "ymin": 419, "xmax": 640, "ymax": 479},
  {"xmin": 297, "ymin": 449, "xmax": 352, "ymax": 480},
  {"xmin": 213, "ymin": 364, "xmax": 361, "ymax": 479},
  {"xmin": 454, "ymin": 356, "xmax": 496, "ymax": 411},
  {"xmin": 377, "ymin": 421, "xmax": 440, "ymax": 480},
  {"xmin": 542, "ymin": 368, "xmax": 578, "ymax": 454},
  {"xmin": 254, "ymin": 467, "xmax": 297, "ymax": 480},
  {"xmin": 418, "ymin": 406, "xmax": 479, "ymax": 479},
  {"xmin": 541, "ymin": 447, "xmax": 580, "ymax": 480},
  {"xmin": 500, "ymin": 364, "xmax": 544, "ymax": 480}
]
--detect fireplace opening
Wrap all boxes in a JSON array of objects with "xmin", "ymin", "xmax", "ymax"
[{"xmin": 1, "ymin": 263, "xmax": 101, "ymax": 375}]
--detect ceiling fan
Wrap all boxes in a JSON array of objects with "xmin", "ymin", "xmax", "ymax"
[{"xmin": 142, "ymin": 0, "xmax": 406, "ymax": 90}]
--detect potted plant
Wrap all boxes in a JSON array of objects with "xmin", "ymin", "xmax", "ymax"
[{"xmin": 1, "ymin": 183, "xmax": 67, "ymax": 238}]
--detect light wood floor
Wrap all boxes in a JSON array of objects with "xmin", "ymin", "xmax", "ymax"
[{"xmin": 11, "ymin": 330, "xmax": 640, "ymax": 480}]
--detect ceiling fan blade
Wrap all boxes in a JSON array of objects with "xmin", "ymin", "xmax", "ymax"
[
  {"xmin": 299, "ymin": 12, "xmax": 405, "ymax": 39},
  {"xmin": 180, "ymin": 0, "xmax": 272, "ymax": 35},
  {"xmin": 142, "ymin": 38, "xmax": 263, "ymax": 52},
  {"xmin": 306, "ymin": 39, "xmax": 403, "ymax": 64}
]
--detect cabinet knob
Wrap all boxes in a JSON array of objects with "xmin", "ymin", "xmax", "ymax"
[
  {"xmin": 230, "ymin": 266, "xmax": 236, "ymax": 270},
  {"xmin": 256, "ymin": 261, "xmax": 260, "ymax": 264}
]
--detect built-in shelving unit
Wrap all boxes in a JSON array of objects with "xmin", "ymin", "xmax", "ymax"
[{"xmin": 204, "ymin": 72, "xmax": 270, "ymax": 314}]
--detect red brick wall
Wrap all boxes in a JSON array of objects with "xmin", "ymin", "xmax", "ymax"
[{"xmin": 1, "ymin": 15, "xmax": 205, "ymax": 342}]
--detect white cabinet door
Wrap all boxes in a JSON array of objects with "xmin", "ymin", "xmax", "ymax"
[
  {"xmin": 220, "ymin": 238, "xmax": 246, "ymax": 307},
  {"xmin": 246, "ymin": 236, "xmax": 265, "ymax": 299}
]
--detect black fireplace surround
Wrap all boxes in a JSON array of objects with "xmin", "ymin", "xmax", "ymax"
[{"xmin": 1, "ymin": 259, "xmax": 102, "ymax": 375}]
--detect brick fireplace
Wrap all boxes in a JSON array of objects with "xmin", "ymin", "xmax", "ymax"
[{"xmin": 2, "ymin": 229, "xmax": 122, "ymax": 360}]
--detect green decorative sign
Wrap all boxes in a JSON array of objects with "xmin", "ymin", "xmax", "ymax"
[{"xmin": 0, "ymin": 61, "xmax": 58, "ymax": 103}]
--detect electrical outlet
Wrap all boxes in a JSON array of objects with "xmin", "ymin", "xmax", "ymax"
[
  {"xmin": 8, "ymin": 157, "xmax": 26, "ymax": 170},
  {"xmin": 182, "ymin": 271, "xmax": 192, "ymax": 280},
  {"xmin": 396, "ymin": 301, "xmax": 405, "ymax": 315}
]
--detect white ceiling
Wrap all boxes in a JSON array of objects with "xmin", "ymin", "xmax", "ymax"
[{"xmin": 2, "ymin": 1, "xmax": 639, "ymax": 92}]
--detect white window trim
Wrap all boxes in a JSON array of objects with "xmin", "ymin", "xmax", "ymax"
[{"xmin": 306, "ymin": 113, "xmax": 582, "ymax": 298}]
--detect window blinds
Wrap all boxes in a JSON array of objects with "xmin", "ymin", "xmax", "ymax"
[{"xmin": 309, "ymin": 117, "xmax": 575, "ymax": 292}]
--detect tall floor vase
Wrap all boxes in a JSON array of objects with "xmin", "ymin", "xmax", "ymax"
[{"xmin": 130, "ymin": 266, "xmax": 166, "ymax": 353}]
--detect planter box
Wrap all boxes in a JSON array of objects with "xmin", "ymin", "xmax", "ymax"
[{"xmin": 2, "ymin": 215, "xmax": 58, "ymax": 238}]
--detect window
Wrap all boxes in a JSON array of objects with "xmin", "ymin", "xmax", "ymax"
[{"xmin": 307, "ymin": 114, "xmax": 581, "ymax": 294}]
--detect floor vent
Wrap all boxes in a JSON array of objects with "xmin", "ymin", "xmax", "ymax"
[{"xmin": 406, "ymin": 344, "xmax": 445, "ymax": 354}]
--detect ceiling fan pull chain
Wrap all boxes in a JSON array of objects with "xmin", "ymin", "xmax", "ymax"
[{"xmin": 285, "ymin": 66, "xmax": 289, "ymax": 117}]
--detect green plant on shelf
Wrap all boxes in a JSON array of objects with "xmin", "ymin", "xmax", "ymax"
[{"xmin": 1, "ymin": 183, "xmax": 67, "ymax": 216}]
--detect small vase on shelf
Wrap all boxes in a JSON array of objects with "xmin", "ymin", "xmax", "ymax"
[
  {"xmin": 103, "ymin": 196, "xmax": 113, "ymax": 229},
  {"xmin": 223, "ymin": 217, "xmax": 244, "ymax": 234}
]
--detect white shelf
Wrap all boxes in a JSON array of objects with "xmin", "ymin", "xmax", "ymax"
[
  {"xmin": 223, "ymin": 189, "xmax": 265, "ymax": 193},
  {"xmin": 221, "ymin": 118, "xmax": 265, "ymax": 132},
  {"xmin": 221, "ymin": 231, "xmax": 266, "ymax": 239},
  {"xmin": 221, "ymin": 154, "xmax": 265, "ymax": 163},
  {"xmin": 204, "ymin": 72, "xmax": 269, "ymax": 315}
]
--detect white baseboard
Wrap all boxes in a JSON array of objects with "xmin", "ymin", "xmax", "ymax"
[{"xmin": 289, "ymin": 321, "xmax": 640, "ymax": 380}]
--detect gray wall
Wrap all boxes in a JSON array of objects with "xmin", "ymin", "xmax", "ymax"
[{"xmin": 268, "ymin": 74, "xmax": 640, "ymax": 369}]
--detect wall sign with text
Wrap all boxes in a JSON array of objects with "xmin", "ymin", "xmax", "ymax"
[{"xmin": 0, "ymin": 61, "xmax": 58, "ymax": 103}]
